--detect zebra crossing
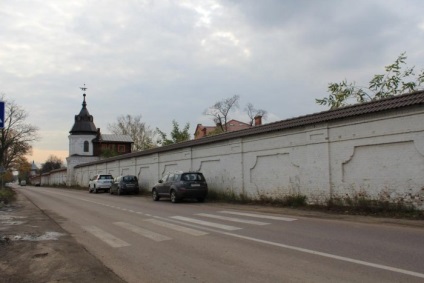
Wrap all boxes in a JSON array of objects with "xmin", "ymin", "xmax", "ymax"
[{"xmin": 83, "ymin": 211, "xmax": 297, "ymax": 248}]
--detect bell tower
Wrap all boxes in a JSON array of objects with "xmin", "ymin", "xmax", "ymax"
[{"xmin": 66, "ymin": 85, "xmax": 100, "ymax": 185}]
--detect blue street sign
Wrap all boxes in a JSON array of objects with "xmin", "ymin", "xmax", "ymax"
[{"xmin": 0, "ymin": 101, "xmax": 4, "ymax": 128}]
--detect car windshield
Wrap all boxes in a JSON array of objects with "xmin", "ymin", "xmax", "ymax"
[{"xmin": 181, "ymin": 173, "xmax": 204, "ymax": 181}]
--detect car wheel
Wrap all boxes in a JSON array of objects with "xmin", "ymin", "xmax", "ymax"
[
  {"xmin": 170, "ymin": 190, "xmax": 179, "ymax": 203},
  {"xmin": 152, "ymin": 189, "xmax": 160, "ymax": 201},
  {"xmin": 197, "ymin": 197, "xmax": 205, "ymax": 203},
  {"xmin": 134, "ymin": 189, "xmax": 139, "ymax": 195}
]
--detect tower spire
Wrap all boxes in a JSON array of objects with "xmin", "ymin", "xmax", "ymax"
[
  {"xmin": 70, "ymin": 83, "xmax": 97, "ymax": 135},
  {"xmin": 80, "ymin": 84, "xmax": 87, "ymax": 108}
]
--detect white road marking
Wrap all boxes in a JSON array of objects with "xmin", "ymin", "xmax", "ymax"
[
  {"xmin": 83, "ymin": 226, "xmax": 130, "ymax": 248},
  {"xmin": 38, "ymin": 189, "xmax": 424, "ymax": 278},
  {"xmin": 171, "ymin": 216, "xmax": 241, "ymax": 231},
  {"xmin": 222, "ymin": 232, "xmax": 424, "ymax": 279},
  {"xmin": 145, "ymin": 219, "xmax": 208, "ymax": 236},
  {"xmin": 220, "ymin": 211, "xmax": 297, "ymax": 221},
  {"xmin": 196, "ymin": 213, "xmax": 270, "ymax": 225},
  {"xmin": 114, "ymin": 222, "xmax": 171, "ymax": 242}
]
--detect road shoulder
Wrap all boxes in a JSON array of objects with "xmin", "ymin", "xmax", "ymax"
[{"xmin": 0, "ymin": 188, "xmax": 126, "ymax": 283}]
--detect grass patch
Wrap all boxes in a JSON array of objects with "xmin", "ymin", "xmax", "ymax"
[
  {"xmin": 208, "ymin": 190, "xmax": 423, "ymax": 219},
  {"xmin": 207, "ymin": 190, "xmax": 307, "ymax": 208},
  {"xmin": 310, "ymin": 196, "xmax": 424, "ymax": 219},
  {"xmin": 207, "ymin": 190, "xmax": 250, "ymax": 203},
  {"xmin": 256, "ymin": 194, "xmax": 307, "ymax": 207},
  {"xmin": 0, "ymin": 187, "xmax": 16, "ymax": 207}
]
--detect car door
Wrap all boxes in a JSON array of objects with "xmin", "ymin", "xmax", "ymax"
[
  {"xmin": 163, "ymin": 173, "xmax": 175, "ymax": 194},
  {"xmin": 156, "ymin": 174, "xmax": 169, "ymax": 195}
]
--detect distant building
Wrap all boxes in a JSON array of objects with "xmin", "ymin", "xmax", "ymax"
[
  {"xmin": 194, "ymin": 116, "xmax": 263, "ymax": 139},
  {"xmin": 92, "ymin": 130, "xmax": 133, "ymax": 156},
  {"xmin": 30, "ymin": 161, "xmax": 38, "ymax": 176}
]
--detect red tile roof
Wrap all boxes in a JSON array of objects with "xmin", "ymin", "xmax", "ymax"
[{"xmin": 194, "ymin": 119, "xmax": 251, "ymax": 139}]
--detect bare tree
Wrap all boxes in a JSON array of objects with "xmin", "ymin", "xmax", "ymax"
[
  {"xmin": 40, "ymin": 155, "xmax": 64, "ymax": 173},
  {"xmin": 108, "ymin": 114, "xmax": 156, "ymax": 151},
  {"xmin": 203, "ymin": 95, "xmax": 240, "ymax": 131},
  {"xmin": 245, "ymin": 103, "xmax": 268, "ymax": 126},
  {"xmin": 0, "ymin": 96, "xmax": 39, "ymax": 172}
]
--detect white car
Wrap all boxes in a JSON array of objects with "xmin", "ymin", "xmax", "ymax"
[{"xmin": 88, "ymin": 174, "xmax": 113, "ymax": 193}]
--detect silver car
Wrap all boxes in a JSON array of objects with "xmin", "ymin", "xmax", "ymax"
[{"xmin": 89, "ymin": 174, "xmax": 113, "ymax": 193}]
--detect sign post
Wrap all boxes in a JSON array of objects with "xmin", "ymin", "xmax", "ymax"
[
  {"xmin": 0, "ymin": 101, "xmax": 4, "ymax": 129},
  {"xmin": 0, "ymin": 101, "xmax": 4, "ymax": 188}
]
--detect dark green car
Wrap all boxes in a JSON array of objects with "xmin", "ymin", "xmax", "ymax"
[
  {"xmin": 152, "ymin": 171, "xmax": 208, "ymax": 203},
  {"xmin": 110, "ymin": 175, "xmax": 139, "ymax": 195}
]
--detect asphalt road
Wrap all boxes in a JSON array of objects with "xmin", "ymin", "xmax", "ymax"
[{"xmin": 16, "ymin": 186, "xmax": 424, "ymax": 283}]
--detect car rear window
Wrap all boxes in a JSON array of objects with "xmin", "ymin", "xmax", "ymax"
[
  {"xmin": 100, "ymin": 175, "xmax": 113, "ymax": 180},
  {"xmin": 123, "ymin": 176, "xmax": 137, "ymax": 182},
  {"xmin": 182, "ymin": 173, "xmax": 204, "ymax": 181}
]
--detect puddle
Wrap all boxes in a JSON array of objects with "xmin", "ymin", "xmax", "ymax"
[
  {"xmin": 2, "ymin": 232, "xmax": 66, "ymax": 242},
  {"xmin": 1, "ymin": 220, "xmax": 26, "ymax": 225},
  {"xmin": 0, "ymin": 215, "xmax": 28, "ymax": 226},
  {"xmin": 0, "ymin": 215, "xmax": 27, "ymax": 220}
]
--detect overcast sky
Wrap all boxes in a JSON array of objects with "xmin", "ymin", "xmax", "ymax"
[{"xmin": 1, "ymin": 0, "xmax": 424, "ymax": 165}]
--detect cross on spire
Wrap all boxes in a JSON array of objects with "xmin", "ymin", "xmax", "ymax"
[
  {"xmin": 80, "ymin": 83, "xmax": 87, "ymax": 92},
  {"xmin": 80, "ymin": 84, "xmax": 87, "ymax": 108}
]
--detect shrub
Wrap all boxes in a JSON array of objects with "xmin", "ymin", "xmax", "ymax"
[{"xmin": 0, "ymin": 187, "xmax": 16, "ymax": 207}]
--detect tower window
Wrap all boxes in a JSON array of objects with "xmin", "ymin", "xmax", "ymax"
[{"xmin": 84, "ymin": 141, "xmax": 89, "ymax": 152}]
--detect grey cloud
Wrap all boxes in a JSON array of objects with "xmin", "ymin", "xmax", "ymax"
[{"xmin": 1, "ymin": 0, "xmax": 424, "ymax": 163}]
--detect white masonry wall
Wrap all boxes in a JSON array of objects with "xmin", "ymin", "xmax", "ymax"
[
  {"xmin": 71, "ymin": 107, "xmax": 424, "ymax": 209},
  {"xmin": 68, "ymin": 134, "xmax": 96, "ymax": 156},
  {"xmin": 40, "ymin": 169, "xmax": 67, "ymax": 186}
]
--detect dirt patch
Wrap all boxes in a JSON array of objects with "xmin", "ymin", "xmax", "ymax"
[{"xmin": 0, "ymin": 190, "xmax": 126, "ymax": 283}]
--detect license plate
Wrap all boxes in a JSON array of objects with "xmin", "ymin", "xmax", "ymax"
[{"xmin": 191, "ymin": 184, "xmax": 200, "ymax": 187}]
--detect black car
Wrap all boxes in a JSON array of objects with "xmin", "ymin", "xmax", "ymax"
[
  {"xmin": 110, "ymin": 175, "xmax": 139, "ymax": 195},
  {"xmin": 152, "ymin": 171, "xmax": 208, "ymax": 203}
]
